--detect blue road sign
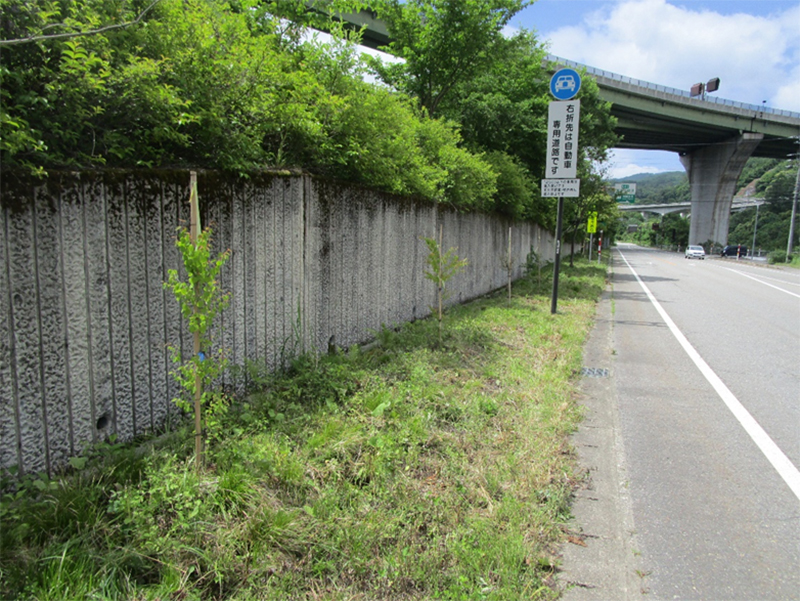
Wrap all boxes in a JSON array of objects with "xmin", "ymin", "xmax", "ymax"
[{"xmin": 550, "ymin": 68, "xmax": 581, "ymax": 100}]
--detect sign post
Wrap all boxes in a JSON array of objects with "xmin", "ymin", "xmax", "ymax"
[
  {"xmin": 545, "ymin": 68, "xmax": 581, "ymax": 314},
  {"xmin": 550, "ymin": 197, "xmax": 565, "ymax": 314}
]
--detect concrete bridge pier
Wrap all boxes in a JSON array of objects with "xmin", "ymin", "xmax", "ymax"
[{"xmin": 680, "ymin": 132, "xmax": 763, "ymax": 246}]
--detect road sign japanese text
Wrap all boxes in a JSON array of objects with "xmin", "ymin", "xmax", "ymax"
[
  {"xmin": 587, "ymin": 212, "xmax": 598, "ymax": 233},
  {"xmin": 546, "ymin": 100, "xmax": 581, "ymax": 179},
  {"xmin": 541, "ymin": 179, "xmax": 580, "ymax": 198}
]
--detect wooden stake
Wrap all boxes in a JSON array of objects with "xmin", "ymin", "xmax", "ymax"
[
  {"xmin": 438, "ymin": 223, "xmax": 443, "ymax": 344},
  {"xmin": 189, "ymin": 172, "xmax": 203, "ymax": 467},
  {"xmin": 507, "ymin": 227, "xmax": 512, "ymax": 301}
]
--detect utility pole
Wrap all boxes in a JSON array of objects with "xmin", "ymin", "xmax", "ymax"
[
  {"xmin": 787, "ymin": 155, "xmax": 799, "ymax": 261},
  {"xmin": 751, "ymin": 201, "xmax": 762, "ymax": 259}
]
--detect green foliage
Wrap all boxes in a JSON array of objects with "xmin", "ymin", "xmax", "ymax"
[
  {"xmin": 370, "ymin": 8, "xmax": 617, "ymax": 222},
  {"xmin": 660, "ymin": 213, "xmax": 690, "ymax": 247},
  {"xmin": 483, "ymin": 150, "xmax": 534, "ymax": 220},
  {"xmin": 737, "ymin": 157, "xmax": 781, "ymax": 191},
  {"xmin": 164, "ymin": 226, "xmax": 231, "ymax": 453},
  {"xmin": 729, "ymin": 159, "xmax": 798, "ymax": 252},
  {"xmin": 767, "ymin": 249, "xmax": 790, "ymax": 264},
  {"xmin": 372, "ymin": 0, "xmax": 530, "ymax": 115},
  {"xmin": 441, "ymin": 31, "xmax": 549, "ymax": 172},
  {"xmin": 0, "ymin": 0, "xmax": 495, "ymax": 208}
]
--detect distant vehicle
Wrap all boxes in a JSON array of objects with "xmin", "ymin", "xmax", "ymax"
[
  {"xmin": 684, "ymin": 245, "xmax": 706, "ymax": 259},
  {"xmin": 555, "ymin": 75, "xmax": 576, "ymax": 92},
  {"xmin": 721, "ymin": 245, "xmax": 747, "ymax": 257}
]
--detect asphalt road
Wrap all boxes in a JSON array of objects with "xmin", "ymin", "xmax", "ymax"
[{"xmin": 562, "ymin": 244, "xmax": 800, "ymax": 600}]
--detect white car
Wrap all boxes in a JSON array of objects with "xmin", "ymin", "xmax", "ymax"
[{"xmin": 684, "ymin": 245, "xmax": 705, "ymax": 259}]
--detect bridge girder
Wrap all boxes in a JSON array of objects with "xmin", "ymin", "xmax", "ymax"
[{"xmin": 601, "ymin": 85, "xmax": 799, "ymax": 159}]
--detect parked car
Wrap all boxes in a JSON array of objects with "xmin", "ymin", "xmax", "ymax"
[
  {"xmin": 721, "ymin": 245, "xmax": 747, "ymax": 257},
  {"xmin": 684, "ymin": 245, "xmax": 706, "ymax": 259}
]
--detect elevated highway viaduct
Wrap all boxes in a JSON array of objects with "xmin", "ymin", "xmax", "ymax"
[
  {"xmin": 334, "ymin": 10, "xmax": 800, "ymax": 246},
  {"xmin": 549, "ymin": 57, "xmax": 800, "ymax": 246}
]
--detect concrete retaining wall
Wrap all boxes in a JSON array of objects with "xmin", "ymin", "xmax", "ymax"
[{"xmin": 1, "ymin": 170, "xmax": 554, "ymax": 475}]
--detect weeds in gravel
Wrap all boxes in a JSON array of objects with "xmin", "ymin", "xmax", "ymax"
[{"xmin": 1, "ymin": 258, "xmax": 606, "ymax": 600}]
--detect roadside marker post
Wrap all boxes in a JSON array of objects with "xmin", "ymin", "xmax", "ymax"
[{"xmin": 598, "ymin": 230, "xmax": 603, "ymax": 264}]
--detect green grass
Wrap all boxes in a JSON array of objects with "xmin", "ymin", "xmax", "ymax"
[{"xmin": 1, "ymin": 258, "xmax": 607, "ymax": 601}]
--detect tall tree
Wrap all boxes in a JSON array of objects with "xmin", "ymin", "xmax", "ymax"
[{"xmin": 371, "ymin": 0, "xmax": 529, "ymax": 116}]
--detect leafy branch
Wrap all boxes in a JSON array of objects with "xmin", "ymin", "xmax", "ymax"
[
  {"xmin": 164, "ymin": 224, "xmax": 231, "ymax": 467},
  {"xmin": 0, "ymin": 0, "xmax": 162, "ymax": 47}
]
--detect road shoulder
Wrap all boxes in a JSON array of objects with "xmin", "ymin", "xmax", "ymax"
[{"xmin": 558, "ymin": 264, "xmax": 646, "ymax": 600}]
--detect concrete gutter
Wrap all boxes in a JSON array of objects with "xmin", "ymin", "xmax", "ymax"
[{"xmin": 558, "ymin": 265, "xmax": 647, "ymax": 599}]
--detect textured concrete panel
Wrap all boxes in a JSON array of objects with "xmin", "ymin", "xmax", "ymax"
[
  {"xmin": 275, "ymin": 179, "xmax": 290, "ymax": 361},
  {"xmin": 59, "ymin": 176, "xmax": 93, "ymax": 457},
  {"xmin": 1, "ymin": 170, "xmax": 556, "ymax": 475},
  {"xmin": 6, "ymin": 182, "xmax": 47, "ymax": 474},
  {"xmin": 202, "ymin": 172, "xmax": 234, "ymax": 393},
  {"xmin": 161, "ymin": 177, "xmax": 186, "ymax": 412},
  {"xmin": 290, "ymin": 178, "xmax": 305, "ymax": 356},
  {"xmin": 142, "ymin": 176, "xmax": 169, "ymax": 430},
  {"xmin": 0, "ymin": 192, "xmax": 19, "ymax": 472},
  {"xmin": 128, "ymin": 175, "xmax": 160, "ymax": 434},
  {"xmin": 105, "ymin": 176, "xmax": 135, "ymax": 442},
  {"xmin": 254, "ymin": 181, "xmax": 270, "ymax": 366},
  {"xmin": 33, "ymin": 184, "xmax": 71, "ymax": 470},
  {"xmin": 230, "ymin": 181, "xmax": 247, "ymax": 377},
  {"xmin": 83, "ymin": 176, "xmax": 114, "ymax": 444}
]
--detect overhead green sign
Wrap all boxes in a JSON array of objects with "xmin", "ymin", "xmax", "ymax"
[{"xmin": 614, "ymin": 183, "xmax": 636, "ymax": 203}]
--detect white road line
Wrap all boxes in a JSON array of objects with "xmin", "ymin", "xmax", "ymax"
[
  {"xmin": 721, "ymin": 267, "xmax": 800, "ymax": 298},
  {"xmin": 617, "ymin": 249, "xmax": 800, "ymax": 501}
]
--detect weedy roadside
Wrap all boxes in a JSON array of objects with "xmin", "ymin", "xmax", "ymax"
[{"xmin": 1, "ymin": 258, "xmax": 608, "ymax": 601}]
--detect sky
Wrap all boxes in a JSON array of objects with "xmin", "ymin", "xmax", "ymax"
[{"xmin": 508, "ymin": 0, "xmax": 800, "ymax": 178}]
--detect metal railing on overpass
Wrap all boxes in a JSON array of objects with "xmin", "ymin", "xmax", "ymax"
[{"xmin": 617, "ymin": 198, "xmax": 766, "ymax": 215}]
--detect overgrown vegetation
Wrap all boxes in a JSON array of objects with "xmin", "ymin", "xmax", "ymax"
[
  {"xmin": 370, "ymin": 1, "xmax": 618, "ymax": 228},
  {"xmin": 0, "ymin": 258, "xmax": 608, "ymax": 600},
  {"xmin": 1, "ymin": 0, "xmax": 618, "ymax": 223}
]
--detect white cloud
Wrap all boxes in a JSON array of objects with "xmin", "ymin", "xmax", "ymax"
[
  {"xmin": 603, "ymin": 148, "xmax": 684, "ymax": 179},
  {"xmin": 545, "ymin": 0, "xmax": 800, "ymax": 110},
  {"xmin": 607, "ymin": 163, "xmax": 662, "ymax": 179}
]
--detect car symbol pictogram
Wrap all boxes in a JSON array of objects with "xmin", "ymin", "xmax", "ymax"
[{"xmin": 555, "ymin": 75, "xmax": 576, "ymax": 92}]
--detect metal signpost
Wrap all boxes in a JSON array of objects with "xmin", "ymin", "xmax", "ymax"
[{"xmin": 545, "ymin": 68, "xmax": 581, "ymax": 314}]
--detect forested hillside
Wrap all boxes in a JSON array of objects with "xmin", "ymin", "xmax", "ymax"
[
  {"xmin": 612, "ymin": 171, "xmax": 689, "ymax": 204},
  {"xmin": 615, "ymin": 157, "xmax": 798, "ymax": 260},
  {"xmin": 729, "ymin": 158, "xmax": 798, "ymax": 256}
]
